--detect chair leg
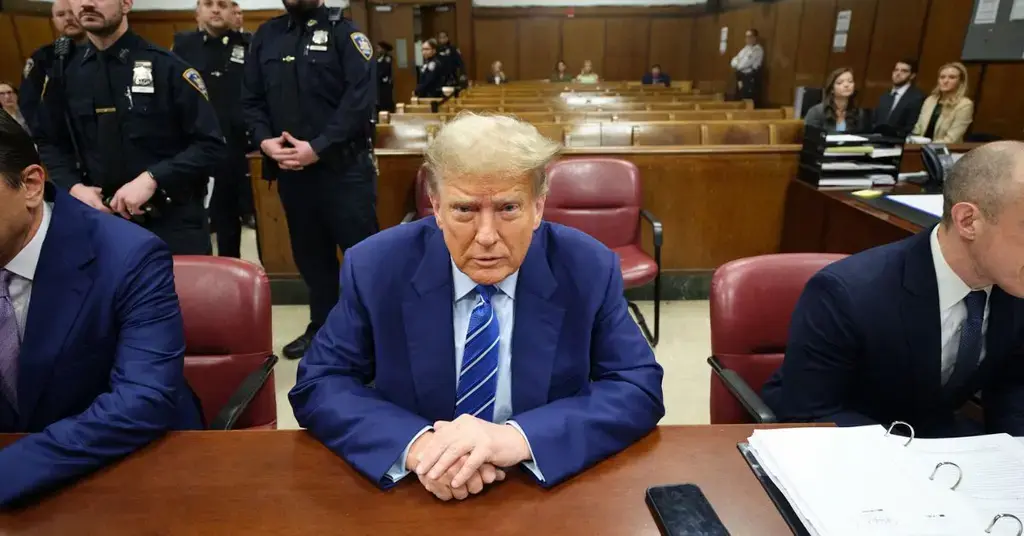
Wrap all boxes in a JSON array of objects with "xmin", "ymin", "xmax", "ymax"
[{"xmin": 628, "ymin": 301, "xmax": 658, "ymax": 347}]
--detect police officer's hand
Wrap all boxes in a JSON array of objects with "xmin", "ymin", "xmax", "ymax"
[
  {"xmin": 110, "ymin": 172, "xmax": 158, "ymax": 220},
  {"xmin": 261, "ymin": 135, "xmax": 303, "ymax": 171},
  {"xmin": 70, "ymin": 184, "xmax": 112, "ymax": 214},
  {"xmin": 281, "ymin": 132, "xmax": 320, "ymax": 168}
]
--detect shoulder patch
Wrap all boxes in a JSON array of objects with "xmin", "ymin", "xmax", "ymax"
[
  {"xmin": 22, "ymin": 58, "xmax": 34, "ymax": 79},
  {"xmin": 427, "ymin": 61, "xmax": 435, "ymax": 71},
  {"xmin": 182, "ymin": 68, "xmax": 209, "ymax": 100},
  {"xmin": 350, "ymin": 32, "xmax": 372, "ymax": 61}
]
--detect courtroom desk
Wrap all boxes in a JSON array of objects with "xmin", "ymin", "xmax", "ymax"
[{"xmin": 0, "ymin": 425, "xmax": 807, "ymax": 536}]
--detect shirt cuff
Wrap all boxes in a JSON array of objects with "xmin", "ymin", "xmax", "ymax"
[
  {"xmin": 310, "ymin": 135, "xmax": 331, "ymax": 155},
  {"xmin": 505, "ymin": 420, "xmax": 545, "ymax": 482},
  {"xmin": 384, "ymin": 426, "xmax": 432, "ymax": 484}
]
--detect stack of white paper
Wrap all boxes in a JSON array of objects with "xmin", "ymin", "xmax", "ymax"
[{"xmin": 746, "ymin": 426, "xmax": 1024, "ymax": 535}]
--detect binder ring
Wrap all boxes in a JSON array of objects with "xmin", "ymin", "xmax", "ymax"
[
  {"xmin": 928, "ymin": 461, "xmax": 963, "ymax": 491},
  {"xmin": 986, "ymin": 513, "xmax": 1023, "ymax": 535},
  {"xmin": 884, "ymin": 421, "xmax": 915, "ymax": 446}
]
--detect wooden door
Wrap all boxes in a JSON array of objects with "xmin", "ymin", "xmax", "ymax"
[{"xmin": 369, "ymin": 4, "xmax": 416, "ymax": 106}]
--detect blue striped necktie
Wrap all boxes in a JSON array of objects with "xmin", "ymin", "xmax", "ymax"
[
  {"xmin": 456, "ymin": 285, "xmax": 499, "ymax": 422},
  {"xmin": 947, "ymin": 290, "xmax": 987, "ymax": 393}
]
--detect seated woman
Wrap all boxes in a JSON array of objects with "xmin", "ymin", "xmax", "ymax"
[
  {"xmin": 0, "ymin": 81, "xmax": 28, "ymax": 134},
  {"xmin": 911, "ymin": 62, "xmax": 974, "ymax": 144},
  {"xmin": 641, "ymin": 64, "xmax": 671, "ymax": 87},
  {"xmin": 549, "ymin": 60, "xmax": 573, "ymax": 83},
  {"xmin": 803, "ymin": 67, "xmax": 867, "ymax": 133},
  {"xmin": 575, "ymin": 60, "xmax": 600, "ymax": 84},
  {"xmin": 488, "ymin": 61, "xmax": 508, "ymax": 85}
]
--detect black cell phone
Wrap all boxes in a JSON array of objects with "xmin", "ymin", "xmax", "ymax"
[{"xmin": 646, "ymin": 484, "xmax": 731, "ymax": 536}]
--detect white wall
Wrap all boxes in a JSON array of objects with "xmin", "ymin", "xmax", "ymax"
[{"xmin": 473, "ymin": 0, "xmax": 703, "ymax": 5}]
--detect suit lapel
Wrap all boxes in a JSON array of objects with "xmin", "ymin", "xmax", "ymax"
[
  {"xmin": 900, "ymin": 230, "xmax": 943, "ymax": 405},
  {"xmin": 878, "ymin": 92, "xmax": 894, "ymax": 123},
  {"xmin": 403, "ymin": 226, "xmax": 457, "ymax": 423},
  {"xmin": 511, "ymin": 226, "xmax": 565, "ymax": 414},
  {"xmin": 17, "ymin": 187, "xmax": 95, "ymax": 426}
]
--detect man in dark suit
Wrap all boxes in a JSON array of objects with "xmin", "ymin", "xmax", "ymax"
[
  {"xmin": 290, "ymin": 114, "xmax": 665, "ymax": 501},
  {"xmin": 873, "ymin": 59, "xmax": 926, "ymax": 137},
  {"xmin": 0, "ymin": 111, "xmax": 203, "ymax": 506},
  {"xmin": 763, "ymin": 141, "xmax": 1024, "ymax": 438}
]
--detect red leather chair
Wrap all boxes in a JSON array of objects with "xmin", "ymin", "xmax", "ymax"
[
  {"xmin": 401, "ymin": 165, "xmax": 433, "ymax": 223},
  {"xmin": 545, "ymin": 158, "xmax": 662, "ymax": 346},
  {"xmin": 708, "ymin": 254, "xmax": 846, "ymax": 424},
  {"xmin": 174, "ymin": 256, "xmax": 278, "ymax": 430}
]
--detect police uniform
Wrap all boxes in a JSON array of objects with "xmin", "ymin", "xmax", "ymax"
[
  {"xmin": 377, "ymin": 51, "xmax": 394, "ymax": 112},
  {"xmin": 34, "ymin": 29, "xmax": 225, "ymax": 255},
  {"xmin": 18, "ymin": 39, "xmax": 82, "ymax": 132},
  {"xmin": 242, "ymin": 6, "xmax": 378, "ymax": 357},
  {"xmin": 415, "ymin": 57, "xmax": 443, "ymax": 98},
  {"xmin": 172, "ymin": 29, "xmax": 253, "ymax": 259},
  {"xmin": 436, "ymin": 42, "xmax": 465, "ymax": 88}
]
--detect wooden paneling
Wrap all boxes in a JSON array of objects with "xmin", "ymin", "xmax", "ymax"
[
  {"xmin": 973, "ymin": 64, "xmax": 1024, "ymax": 140},
  {"xmin": 421, "ymin": 5, "xmax": 457, "ymax": 43},
  {"xmin": 133, "ymin": 21, "xmax": 177, "ymax": 50},
  {"xmin": 456, "ymin": 0, "xmax": 475, "ymax": 80},
  {"xmin": 825, "ymin": 0, "xmax": 878, "ymax": 89},
  {"xmin": 11, "ymin": 14, "xmax": 54, "ymax": 71},
  {"xmin": 0, "ymin": 14, "xmax": 26, "ymax": 87},
  {"xmin": 918, "ymin": 0, "xmax": 980, "ymax": 102},
  {"xmin": 473, "ymin": 18, "xmax": 519, "ymax": 82},
  {"xmin": 692, "ymin": 13, "xmax": 720, "ymax": 85},
  {"xmin": 518, "ymin": 18, "xmax": 561, "ymax": 81},
  {"xmin": 765, "ymin": 0, "xmax": 803, "ymax": 107},
  {"xmin": 561, "ymin": 18, "xmax": 606, "ymax": 78},
  {"xmin": 649, "ymin": 18, "xmax": 693, "ymax": 83},
  {"xmin": 604, "ymin": 18, "xmax": 649, "ymax": 81},
  {"xmin": 720, "ymin": 7, "xmax": 754, "ymax": 86},
  {"xmin": 793, "ymin": 0, "xmax": 836, "ymax": 89},
  {"xmin": 860, "ymin": 0, "xmax": 929, "ymax": 107}
]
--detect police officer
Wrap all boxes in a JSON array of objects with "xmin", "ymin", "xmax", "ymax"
[
  {"xmin": 376, "ymin": 41, "xmax": 394, "ymax": 113},
  {"xmin": 173, "ymin": 0, "xmax": 251, "ymax": 259},
  {"xmin": 19, "ymin": 0, "xmax": 88, "ymax": 129},
  {"xmin": 415, "ymin": 39, "xmax": 443, "ymax": 99},
  {"xmin": 242, "ymin": 0, "xmax": 378, "ymax": 359},
  {"xmin": 35, "ymin": 0, "xmax": 225, "ymax": 255},
  {"xmin": 436, "ymin": 30, "xmax": 465, "ymax": 90}
]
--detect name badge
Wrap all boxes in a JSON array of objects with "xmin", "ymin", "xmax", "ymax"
[
  {"xmin": 310, "ymin": 29, "xmax": 329, "ymax": 51},
  {"xmin": 132, "ymin": 60, "xmax": 155, "ymax": 94},
  {"xmin": 230, "ymin": 45, "xmax": 245, "ymax": 64},
  {"xmin": 309, "ymin": 45, "xmax": 328, "ymax": 52}
]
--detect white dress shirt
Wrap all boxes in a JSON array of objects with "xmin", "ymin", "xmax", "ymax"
[
  {"xmin": 889, "ymin": 83, "xmax": 910, "ymax": 113},
  {"xmin": 730, "ymin": 44, "xmax": 764, "ymax": 73},
  {"xmin": 3, "ymin": 202, "xmax": 52, "ymax": 340},
  {"xmin": 931, "ymin": 226, "xmax": 991, "ymax": 384},
  {"xmin": 385, "ymin": 261, "xmax": 543, "ymax": 483}
]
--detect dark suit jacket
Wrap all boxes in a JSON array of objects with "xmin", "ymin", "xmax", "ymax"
[
  {"xmin": 874, "ymin": 85, "xmax": 926, "ymax": 137},
  {"xmin": 0, "ymin": 185, "xmax": 203, "ymax": 506},
  {"xmin": 289, "ymin": 218, "xmax": 665, "ymax": 488},
  {"xmin": 762, "ymin": 229, "xmax": 1024, "ymax": 438}
]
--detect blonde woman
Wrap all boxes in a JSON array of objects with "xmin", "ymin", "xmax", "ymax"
[
  {"xmin": 575, "ymin": 60, "xmax": 600, "ymax": 84},
  {"xmin": 488, "ymin": 61, "xmax": 507, "ymax": 85},
  {"xmin": 912, "ymin": 62, "xmax": 974, "ymax": 143}
]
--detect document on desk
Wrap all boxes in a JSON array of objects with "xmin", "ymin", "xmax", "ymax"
[{"xmin": 745, "ymin": 426, "xmax": 1024, "ymax": 535}]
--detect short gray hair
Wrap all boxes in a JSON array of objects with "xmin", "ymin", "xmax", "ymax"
[
  {"xmin": 942, "ymin": 141, "xmax": 1024, "ymax": 224},
  {"xmin": 424, "ymin": 112, "xmax": 561, "ymax": 196}
]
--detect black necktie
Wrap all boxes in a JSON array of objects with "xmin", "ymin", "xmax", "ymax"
[
  {"xmin": 94, "ymin": 52, "xmax": 124, "ymax": 193},
  {"xmin": 277, "ymin": 26, "xmax": 304, "ymax": 136},
  {"xmin": 946, "ymin": 290, "xmax": 987, "ymax": 394}
]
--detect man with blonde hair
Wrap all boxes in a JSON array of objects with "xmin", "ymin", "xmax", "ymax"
[{"xmin": 290, "ymin": 113, "xmax": 665, "ymax": 501}]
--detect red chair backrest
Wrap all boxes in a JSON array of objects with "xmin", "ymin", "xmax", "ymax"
[
  {"xmin": 415, "ymin": 165, "xmax": 434, "ymax": 219},
  {"xmin": 173, "ymin": 256, "xmax": 277, "ymax": 429},
  {"xmin": 709, "ymin": 253, "xmax": 847, "ymax": 424},
  {"xmin": 544, "ymin": 158, "xmax": 641, "ymax": 249}
]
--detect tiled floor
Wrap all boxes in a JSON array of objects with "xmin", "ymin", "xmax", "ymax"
[{"xmin": 232, "ymin": 229, "xmax": 713, "ymax": 430}]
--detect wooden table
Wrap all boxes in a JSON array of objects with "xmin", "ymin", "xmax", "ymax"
[{"xmin": 0, "ymin": 425, "xmax": 803, "ymax": 535}]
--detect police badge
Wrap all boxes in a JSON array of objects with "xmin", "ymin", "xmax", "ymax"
[
  {"xmin": 310, "ymin": 29, "xmax": 330, "ymax": 51},
  {"xmin": 230, "ymin": 44, "xmax": 245, "ymax": 64},
  {"xmin": 132, "ymin": 61, "xmax": 155, "ymax": 94}
]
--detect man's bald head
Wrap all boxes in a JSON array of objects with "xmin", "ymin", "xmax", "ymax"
[{"xmin": 943, "ymin": 141, "xmax": 1024, "ymax": 225}]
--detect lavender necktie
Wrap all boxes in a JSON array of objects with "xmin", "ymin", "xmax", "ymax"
[{"xmin": 0, "ymin": 269, "xmax": 19, "ymax": 408}]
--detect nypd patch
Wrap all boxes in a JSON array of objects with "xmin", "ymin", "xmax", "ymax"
[
  {"xmin": 182, "ymin": 68, "xmax": 209, "ymax": 100},
  {"xmin": 351, "ymin": 32, "xmax": 372, "ymax": 61},
  {"xmin": 23, "ymin": 59, "xmax": 34, "ymax": 79}
]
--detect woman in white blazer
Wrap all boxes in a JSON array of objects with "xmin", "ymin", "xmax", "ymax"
[{"xmin": 912, "ymin": 62, "xmax": 974, "ymax": 144}]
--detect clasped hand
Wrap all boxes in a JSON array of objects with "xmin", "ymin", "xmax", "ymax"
[
  {"xmin": 406, "ymin": 414, "xmax": 531, "ymax": 501},
  {"xmin": 261, "ymin": 132, "xmax": 319, "ymax": 171}
]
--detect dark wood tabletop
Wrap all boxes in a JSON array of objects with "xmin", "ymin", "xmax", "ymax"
[{"xmin": 0, "ymin": 425, "xmax": 803, "ymax": 536}]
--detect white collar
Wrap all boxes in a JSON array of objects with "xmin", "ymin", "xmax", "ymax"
[
  {"xmin": 892, "ymin": 84, "xmax": 910, "ymax": 98},
  {"xmin": 451, "ymin": 258, "xmax": 518, "ymax": 303},
  {"xmin": 4, "ymin": 202, "xmax": 52, "ymax": 282},
  {"xmin": 930, "ymin": 225, "xmax": 991, "ymax": 311}
]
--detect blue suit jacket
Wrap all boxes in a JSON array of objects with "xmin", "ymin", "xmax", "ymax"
[
  {"xmin": 762, "ymin": 229, "xmax": 1024, "ymax": 437},
  {"xmin": 290, "ymin": 218, "xmax": 664, "ymax": 488},
  {"xmin": 0, "ymin": 185, "xmax": 203, "ymax": 506}
]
